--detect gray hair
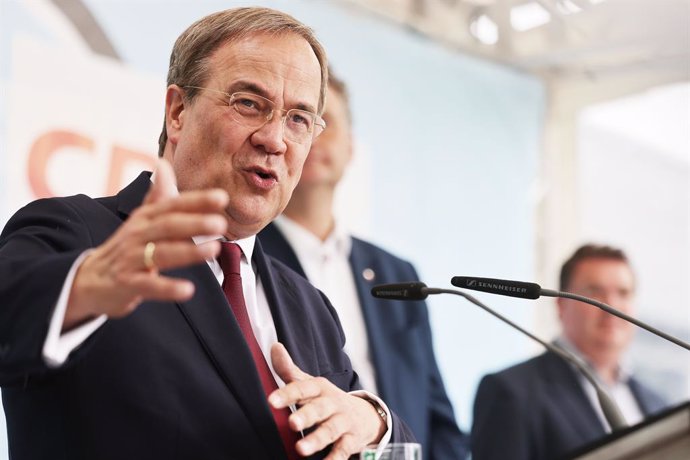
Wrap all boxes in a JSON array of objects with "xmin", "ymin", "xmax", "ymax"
[{"xmin": 158, "ymin": 7, "xmax": 328, "ymax": 156}]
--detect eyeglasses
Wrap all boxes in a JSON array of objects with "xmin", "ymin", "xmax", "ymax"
[{"xmin": 184, "ymin": 86, "xmax": 326, "ymax": 144}]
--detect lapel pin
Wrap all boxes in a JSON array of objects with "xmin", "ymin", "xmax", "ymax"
[{"xmin": 362, "ymin": 268, "xmax": 375, "ymax": 282}]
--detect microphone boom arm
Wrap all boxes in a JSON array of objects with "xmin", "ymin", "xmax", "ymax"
[
  {"xmin": 430, "ymin": 287, "xmax": 629, "ymax": 431},
  {"xmin": 541, "ymin": 289, "xmax": 690, "ymax": 351},
  {"xmin": 451, "ymin": 276, "xmax": 690, "ymax": 351}
]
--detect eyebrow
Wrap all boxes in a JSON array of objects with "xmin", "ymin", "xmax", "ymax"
[{"xmin": 226, "ymin": 80, "xmax": 317, "ymax": 114}]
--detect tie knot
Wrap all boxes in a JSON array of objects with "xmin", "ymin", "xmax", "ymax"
[{"xmin": 218, "ymin": 242, "xmax": 243, "ymax": 277}]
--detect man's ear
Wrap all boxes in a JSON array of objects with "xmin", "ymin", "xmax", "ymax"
[
  {"xmin": 345, "ymin": 132, "xmax": 354, "ymax": 165},
  {"xmin": 165, "ymin": 85, "xmax": 186, "ymax": 145},
  {"xmin": 556, "ymin": 297, "xmax": 567, "ymax": 320}
]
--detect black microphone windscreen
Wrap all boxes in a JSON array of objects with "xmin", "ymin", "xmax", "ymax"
[
  {"xmin": 451, "ymin": 276, "xmax": 541, "ymax": 299},
  {"xmin": 370, "ymin": 282, "xmax": 429, "ymax": 300}
]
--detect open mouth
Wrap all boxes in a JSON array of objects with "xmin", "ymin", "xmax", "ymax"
[
  {"xmin": 255, "ymin": 169, "xmax": 275, "ymax": 180},
  {"xmin": 247, "ymin": 165, "xmax": 277, "ymax": 180},
  {"xmin": 245, "ymin": 166, "xmax": 278, "ymax": 189}
]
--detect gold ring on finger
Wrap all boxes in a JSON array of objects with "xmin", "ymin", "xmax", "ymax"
[{"xmin": 143, "ymin": 241, "xmax": 157, "ymax": 270}]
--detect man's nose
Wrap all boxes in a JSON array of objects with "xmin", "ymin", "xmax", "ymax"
[
  {"xmin": 251, "ymin": 113, "xmax": 287, "ymax": 155},
  {"xmin": 599, "ymin": 291, "xmax": 626, "ymax": 309}
]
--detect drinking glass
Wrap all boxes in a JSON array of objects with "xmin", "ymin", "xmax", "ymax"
[{"xmin": 359, "ymin": 442, "xmax": 422, "ymax": 460}]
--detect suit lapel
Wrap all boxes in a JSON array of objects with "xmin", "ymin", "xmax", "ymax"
[
  {"xmin": 628, "ymin": 378, "xmax": 648, "ymax": 413},
  {"xmin": 253, "ymin": 239, "xmax": 319, "ymax": 376},
  {"xmin": 628, "ymin": 377, "xmax": 663, "ymax": 416},
  {"xmin": 543, "ymin": 352, "xmax": 606, "ymax": 438},
  {"xmin": 348, "ymin": 241, "xmax": 393, "ymax": 397},
  {"xmin": 115, "ymin": 171, "xmax": 151, "ymax": 216},
  {"xmin": 173, "ymin": 263, "xmax": 286, "ymax": 459},
  {"xmin": 258, "ymin": 223, "xmax": 307, "ymax": 278},
  {"xmin": 116, "ymin": 172, "xmax": 286, "ymax": 459}
]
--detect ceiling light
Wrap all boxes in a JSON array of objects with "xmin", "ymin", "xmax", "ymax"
[
  {"xmin": 510, "ymin": 2, "xmax": 551, "ymax": 32},
  {"xmin": 469, "ymin": 14, "xmax": 499, "ymax": 45}
]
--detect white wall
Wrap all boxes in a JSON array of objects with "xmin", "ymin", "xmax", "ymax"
[{"xmin": 577, "ymin": 83, "xmax": 690, "ymax": 404}]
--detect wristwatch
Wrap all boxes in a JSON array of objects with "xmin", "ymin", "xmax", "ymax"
[{"xmin": 365, "ymin": 397, "xmax": 388, "ymax": 423}]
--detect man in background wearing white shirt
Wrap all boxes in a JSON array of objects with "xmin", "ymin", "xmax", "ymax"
[
  {"xmin": 471, "ymin": 244, "xmax": 667, "ymax": 460},
  {"xmin": 259, "ymin": 68, "xmax": 468, "ymax": 460}
]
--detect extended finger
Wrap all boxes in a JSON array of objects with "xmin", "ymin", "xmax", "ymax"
[
  {"xmin": 139, "ymin": 188, "xmax": 229, "ymax": 219},
  {"xmin": 143, "ymin": 240, "xmax": 220, "ymax": 271},
  {"xmin": 97, "ymin": 237, "xmax": 212, "ymax": 275},
  {"xmin": 143, "ymin": 213, "xmax": 227, "ymax": 243},
  {"xmin": 269, "ymin": 377, "xmax": 325, "ymax": 410},
  {"xmin": 143, "ymin": 159, "xmax": 178, "ymax": 205},
  {"xmin": 323, "ymin": 434, "xmax": 359, "ymax": 460},
  {"xmin": 271, "ymin": 342, "xmax": 311, "ymax": 385},
  {"xmin": 100, "ymin": 273, "xmax": 195, "ymax": 319},
  {"xmin": 126, "ymin": 272, "xmax": 196, "ymax": 302},
  {"xmin": 289, "ymin": 395, "xmax": 338, "ymax": 432},
  {"xmin": 296, "ymin": 412, "xmax": 349, "ymax": 458}
]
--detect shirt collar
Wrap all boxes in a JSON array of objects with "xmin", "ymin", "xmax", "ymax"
[
  {"xmin": 192, "ymin": 233, "xmax": 255, "ymax": 263},
  {"xmin": 230, "ymin": 235, "xmax": 256, "ymax": 263},
  {"xmin": 274, "ymin": 214, "xmax": 352, "ymax": 258}
]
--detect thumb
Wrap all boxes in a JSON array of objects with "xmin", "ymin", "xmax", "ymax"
[
  {"xmin": 144, "ymin": 158, "xmax": 178, "ymax": 205},
  {"xmin": 271, "ymin": 342, "xmax": 310, "ymax": 384}
]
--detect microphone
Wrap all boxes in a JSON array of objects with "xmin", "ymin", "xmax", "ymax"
[
  {"xmin": 370, "ymin": 282, "xmax": 432, "ymax": 300},
  {"xmin": 451, "ymin": 276, "xmax": 690, "ymax": 351},
  {"xmin": 450, "ymin": 276, "xmax": 541, "ymax": 299},
  {"xmin": 372, "ymin": 282, "xmax": 629, "ymax": 431}
]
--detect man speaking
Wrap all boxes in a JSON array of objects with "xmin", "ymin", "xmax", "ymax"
[{"xmin": 0, "ymin": 7, "xmax": 413, "ymax": 459}]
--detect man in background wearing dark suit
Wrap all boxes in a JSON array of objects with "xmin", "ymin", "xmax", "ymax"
[
  {"xmin": 471, "ymin": 244, "xmax": 666, "ymax": 460},
  {"xmin": 0, "ymin": 8, "xmax": 414, "ymax": 459},
  {"xmin": 259, "ymin": 69, "xmax": 468, "ymax": 460}
]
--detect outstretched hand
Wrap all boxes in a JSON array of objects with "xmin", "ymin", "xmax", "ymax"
[
  {"xmin": 64, "ymin": 159, "xmax": 229, "ymax": 330},
  {"xmin": 269, "ymin": 343, "xmax": 387, "ymax": 459}
]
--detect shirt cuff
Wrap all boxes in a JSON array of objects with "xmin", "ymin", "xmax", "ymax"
[
  {"xmin": 349, "ymin": 390, "xmax": 393, "ymax": 458},
  {"xmin": 42, "ymin": 249, "xmax": 107, "ymax": 367}
]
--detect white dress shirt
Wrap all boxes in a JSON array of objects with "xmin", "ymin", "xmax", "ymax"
[
  {"xmin": 556, "ymin": 336, "xmax": 645, "ymax": 431},
  {"xmin": 41, "ymin": 249, "xmax": 107, "ymax": 366},
  {"xmin": 273, "ymin": 215, "xmax": 379, "ymax": 394}
]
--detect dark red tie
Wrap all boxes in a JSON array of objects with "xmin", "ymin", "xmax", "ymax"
[{"xmin": 218, "ymin": 242, "xmax": 300, "ymax": 459}]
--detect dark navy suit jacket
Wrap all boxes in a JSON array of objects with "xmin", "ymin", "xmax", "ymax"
[
  {"xmin": 0, "ymin": 172, "xmax": 413, "ymax": 460},
  {"xmin": 259, "ymin": 223, "xmax": 469, "ymax": 460},
  {"xmin": 471, "ymin": 350, "xmax": 667, "ymax": 460}
]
